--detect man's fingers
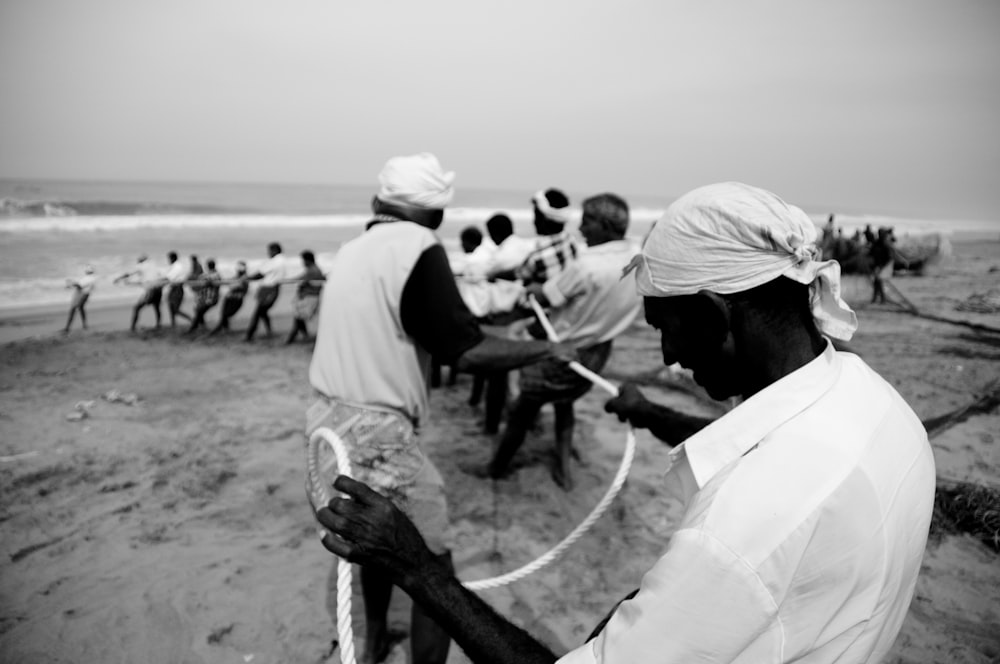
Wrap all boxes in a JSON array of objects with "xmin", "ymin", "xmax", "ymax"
[
  {"xmin": 320, "ymin": 530, "xmax": 356, "ymax": 560},
  {"xmin": 316, "ymin": 505, "xmax": 356, "ymax": 534},
  {"xmin": 332, "ymin": 474, "xmax": 383, "ymax": 505}
]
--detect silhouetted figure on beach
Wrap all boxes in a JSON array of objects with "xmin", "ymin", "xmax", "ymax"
[
  {"xmin": 63, "ymin": 265, "xmax": 96, "ymax": 333},
  {"xmin": 864, "ymin": 224, "xmax": 876, "ymax": 245},
  {"xmin": 870, "ymin": 227, "xmax": 894, "ymax": 304}
]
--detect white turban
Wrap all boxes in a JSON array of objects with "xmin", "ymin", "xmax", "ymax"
[
  {"xmin": 629, "ymin": 182, "xmax": 858, "ymax": 341},
  {"xmin": 532, "ymin": 190, "xmax": 572, "ymax": 225},
  {"xmin": 377, "ymin": 153, "xmax": 456, "ymax": 209}
]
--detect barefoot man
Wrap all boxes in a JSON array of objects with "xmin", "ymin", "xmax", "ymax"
[
  {"xmin": 314, "ymin": 182, "xmax": 935, "ymax": 664},
  {"xmin": 306, "ymin": 153, "xmax": 573, "ymax": 664}
]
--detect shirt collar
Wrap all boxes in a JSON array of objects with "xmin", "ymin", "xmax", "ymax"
[{"xmin": 668, "ymin": 339, "xmax": 842, "ymax": 490}]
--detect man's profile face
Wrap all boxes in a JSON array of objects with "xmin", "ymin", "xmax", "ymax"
[
  {"xmin": 644, "ymin": 295, "xmax": 740, "ymax": 400},
  {"xmin": 579, "ymin": 212, "xmax": 610, "ymax": 247}
]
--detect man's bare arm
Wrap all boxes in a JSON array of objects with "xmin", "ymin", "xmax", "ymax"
[
  {"xmin": 604, "ymin": 382, "xmax": 714, "ymax": 446},
  {"xmin": 456, "ymin": 335, "xmax": 574, "ymax": 374},
  {"xmin": 316, "ymin": 476, "xmax": 558, "ymax": 664}
]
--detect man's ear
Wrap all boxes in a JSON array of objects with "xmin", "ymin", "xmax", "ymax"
[{"xmin": 693, "ymin": 290, "xmax": 731, "ymax": 347}]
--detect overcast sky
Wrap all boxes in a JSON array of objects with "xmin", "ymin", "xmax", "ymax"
[{"xmin": 1, "ymin": 0, "xmax": 998, "ymax": 220}]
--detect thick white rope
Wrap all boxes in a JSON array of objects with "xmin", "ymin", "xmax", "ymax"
[
  {"xmin": 462, "ymin": 296, "xmax": 634, "ymax": 589},
  {"xmin": 306, "ymin": 295, "xmax": 635, "ymax": 662},
  {"xmin": 306, "ymin": 428, "xmax": 356, "ymax": 664}
]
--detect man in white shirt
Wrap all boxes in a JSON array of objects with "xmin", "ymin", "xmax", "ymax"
[
  {"xmin": 483, "ymin": 213, "xmax": 536, "ymax": 281},
  {"xmin": 485, "ymin": 193, "xmax": 642, "ymax": 490},
  {"xmin": 314, "ymin": 182, "xmax": 935, "ymax": 664},
  {"xmin": 164, "ymin": 251, "xmax": 192, "ymax": 328},
  {"xmin": 63, "ymin": 265, "xmax": 97, "ymax": 333},
  {"xmin": 115, "ymin": 254, "xmax": 164, "ymax": 332},
  {"xmin": 244, "ymin": 242, "xmax": 288, "ymax": 341}
]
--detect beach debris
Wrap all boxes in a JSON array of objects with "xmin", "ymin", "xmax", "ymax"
[
  {"xmin": 102, "ymin": 389, "xmax": 140, "ymax": 405},
  {"xmin": 956, "ymin": 288, "xmax": 1000, "ymax": 314},
  {"xmin": 66, "ymin": 400, "xmax": 95, "ymax": 421}
]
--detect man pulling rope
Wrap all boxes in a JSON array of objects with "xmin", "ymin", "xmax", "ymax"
[
  {"xmin": 314, "ymin": 181, "xmax": 935, "ymax": 664},
  {"xmin": 306, "ymin": 153, "xmax": 574, "ymax": 664}
]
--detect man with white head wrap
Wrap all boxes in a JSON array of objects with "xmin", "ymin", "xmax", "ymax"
[
  {"xmin": 308, "ymin": 153, "xmax": 573, "ymax": 664},
  {"xmin": 313, "ymin": 182, "xmax": 935, "ymax": 664},
  {"xmin": 516, "ymin": 188, "xmax": 579, "ymax": 286}
]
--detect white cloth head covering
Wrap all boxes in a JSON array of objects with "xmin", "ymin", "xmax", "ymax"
[
  {"xmin": 629, "ymin": 182, "xmax": 858, "ymax": 340},
  {"xmin": 377, "ymin": 153, "xmax": 456, "ymax": 209},
  {"xmin": 532, "ymin": 190, "xmax": 572, "ymax": 225}
]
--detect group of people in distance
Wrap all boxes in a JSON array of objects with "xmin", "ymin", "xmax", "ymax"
[
  {"xmin": 820, "ymin": 214, "xmax": 903, "ymax": 304},
  {"xmin": 71, "ymin": 243, "xmax": 326, "ymax": 343},
  {"xmin": 306, "ymin": 153, "xmax": 935, "ymax": 664}
]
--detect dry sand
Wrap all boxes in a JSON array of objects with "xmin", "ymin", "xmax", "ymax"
[{"xmin": 1, "ymin": 238, "xmax": 999, "ymax": 664}]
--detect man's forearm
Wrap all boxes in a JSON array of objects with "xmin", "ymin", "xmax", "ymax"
[
  {"xmin": 402, "ymin": 565, "xmax": 558, "ymax": 664},
  {"xmin": 644, "ymin": 403, "xmax": 714, "ymax": 445},
  {"xmin": 456, "ymin": 335, "xmax": 553, "ymax": 373}
]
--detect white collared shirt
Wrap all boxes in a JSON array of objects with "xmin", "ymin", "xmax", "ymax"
[{"xmin": 559, "ymin": 342, "xmax": 935, "ymax": 664}]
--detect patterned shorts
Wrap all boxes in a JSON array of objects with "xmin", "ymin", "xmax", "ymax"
[{"xmin": 305, "ymin": 398, "xmax": 451, "ymax": 554}]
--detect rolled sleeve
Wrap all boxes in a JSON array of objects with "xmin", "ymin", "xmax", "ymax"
[
  {"xmin": 541, "ymin": 262, "xmax": 585, "ymax": 310},
  {"xmin": 584, "ymin": 528, "xmax": 779, "ymax": 663}
]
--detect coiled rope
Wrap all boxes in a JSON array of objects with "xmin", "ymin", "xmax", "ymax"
[{"xmin": 306, "ymin": 295, "xmax": 635, "ymax": 663}]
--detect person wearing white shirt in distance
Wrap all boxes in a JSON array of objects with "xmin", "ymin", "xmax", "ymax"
[
  {"xmin": 114, "ymin": 253, "xmax": 164, "ymax": 332},
  {"xmin": 482, "ymin": 213, "xmax": 535, "ymax": 281},
  {"xmin": 164, "ymin": 251, "xmax": 193, "ymax": 328},
  {"xmin": 244, "ymin": 242, "xmax": 288, "ymax": 341},
  {"xmin": 63, "ymin": 265, "xmax": 97, "ymax": 333},
  {"xmin": 313, "ymin": 182, "xmax": 935, "ymax": 664}
]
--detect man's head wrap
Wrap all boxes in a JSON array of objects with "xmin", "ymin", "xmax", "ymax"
[
  {"xmin": 627, "ymin": 182, "xmax": 858, "ymax": 340},
  {"xmin": 582, "ymin": 193, "xmax": 629, "ymax": 236},
  {"xmin": 532, "ymin": 189, "xmax": 572, "ymax": 226},
  {"xmin": 377, "ymin": 153, "xmax": 455, "ymax": 209}
]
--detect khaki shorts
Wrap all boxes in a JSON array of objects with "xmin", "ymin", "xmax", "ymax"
[{"xmin": 305, "ymin": 398, "xmax": 451, "ymax": 554}]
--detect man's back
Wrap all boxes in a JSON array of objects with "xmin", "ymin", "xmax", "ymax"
[
  {"xmin": 309, "ymin": 221, "xmax": 439, "ymax": 422},
  {"xmin": 541, "ymin": 239, "xmax": 641, "ymax": 348}
]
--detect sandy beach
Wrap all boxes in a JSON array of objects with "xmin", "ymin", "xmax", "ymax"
[{"xmin": 1, "ymin": 236, "xmax": 999, "ymax": 664}]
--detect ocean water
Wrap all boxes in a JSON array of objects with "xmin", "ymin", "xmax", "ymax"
[{"xmin": 1, "ymin": 179, "xmax": 996, "ymax": 311}]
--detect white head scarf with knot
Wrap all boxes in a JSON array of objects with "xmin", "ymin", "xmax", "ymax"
[
  {"xmin": 532, "ymin": 190, "xmax": 573, "ymax": 225},
  {"xmin": 377, "ymin": 153, "xmax": 456, "ymax": 209},
  {"xmin": 628, "ymin": 182, "xmax": 858, "ymax": 340}
]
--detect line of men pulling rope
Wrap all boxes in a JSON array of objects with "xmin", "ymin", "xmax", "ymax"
[{"xmin": 105, "ymin": 243, "xmax": 325, "ymax": 342}]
